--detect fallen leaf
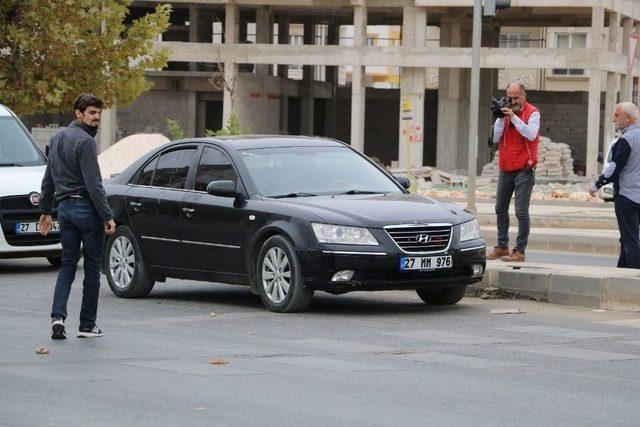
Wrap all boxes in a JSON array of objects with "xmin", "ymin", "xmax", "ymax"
[
  {"xmin": 592, "ymin": 309, "xmax": 606, "ymax": 313},
  {"xmin": 209, "ymin": 312, "xmax": 219, "ymax": 317},
  {"xmin": 490, "ymin": 308, "xmax": 525, "ymax": 315},
  {"xmin": 209, "ymin": 358, "xmax": 229, "ymax": 365},
  {"xmin": 247, "ymin": 331, "xmax": 256, "ymax": 335},
  {"xmin": 36, "ymin": 346, "xmax": 50, "ymax": 355},
  {"xmin": 195, "ymin": 407, "xmax": 205, "ymax": 413}
]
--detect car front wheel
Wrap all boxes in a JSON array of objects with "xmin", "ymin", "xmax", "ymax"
[
  {"xmin": 256, "ymin": 235, "xmax": 313, "ymax": 313},
  {"xmin": 416, "ymin": 285, "xmax": 467, "ymax": 305},
  {"xmin": 105, "ymin": 226, "xmax": 155, "ymax": 298},
  {"xmin": 46, "ymin": 256, "xmax": 61, "ymax": 267}
]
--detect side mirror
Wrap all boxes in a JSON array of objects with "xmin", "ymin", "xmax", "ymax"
[
  {"xmin": 206, "ymin": 180, "xmax": 238, "ymax": 198},
  {"xmin": 394, "ymin": 175, "xmax": 410, "ymax": 190}
]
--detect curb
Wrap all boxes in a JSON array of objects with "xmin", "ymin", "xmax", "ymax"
[
  {"xmin": 480, "ymin": 226, "xmax": 620, "ymax": 255},
  {"xmin": 473, "ymin": 261, "xmax": 640, "ymax": 311}
]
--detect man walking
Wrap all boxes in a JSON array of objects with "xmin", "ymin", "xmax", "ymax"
[
  {"xmin": 590, "ymin": 102, "xmax": 640, "ymax": 269},
  {"xmin": 39, "ymin": 94, "xmax": 115, "ymax": 339},
  {"xmin": 486, "ymin": 83, "xmax": 541, "ymax": 262}
]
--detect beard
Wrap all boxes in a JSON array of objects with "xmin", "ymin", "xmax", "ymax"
[{"xmin": 510, "ymin": 103, "xmax": 522, "ymax": 113}]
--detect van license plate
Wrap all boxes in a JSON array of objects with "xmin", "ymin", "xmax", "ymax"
[{"xmin": 15, "ymin": 221, "xmax": 60, "ymax": 235}]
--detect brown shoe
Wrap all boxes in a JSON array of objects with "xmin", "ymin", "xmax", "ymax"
[
  {"xmin": 501, "ymin": 248, "xmax": 525, "ymax": 262},
  {"xmin": 486, "ymin": 246, "xmax": 510, "ymax": 260}
]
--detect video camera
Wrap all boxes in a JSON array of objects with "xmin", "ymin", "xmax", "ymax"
[{"xmin": 490, "ymin": 96, "xmax": 512, "ymax": 118}]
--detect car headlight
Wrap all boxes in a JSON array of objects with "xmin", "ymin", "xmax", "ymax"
[
  {"xmin": 459, "ymin": 219, "xmax": 481, "ymax": 242},
  {"xmin": 311, "ymin": 223, "xmax": 379, "ymax": 245}
]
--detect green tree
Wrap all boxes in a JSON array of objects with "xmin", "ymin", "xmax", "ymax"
[{"xmin": 0, "ymin": 0, "xmax": 171, "ymax": 115}]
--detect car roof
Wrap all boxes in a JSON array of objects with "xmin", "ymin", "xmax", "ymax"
[{"xmin": 200, "ymin": 135, "xmax": 348, "ymax": 151}]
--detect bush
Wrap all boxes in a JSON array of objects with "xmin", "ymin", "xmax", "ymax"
[{"xmin": 166, "ymin": 118, "xmax": 184, "ymax": 140}]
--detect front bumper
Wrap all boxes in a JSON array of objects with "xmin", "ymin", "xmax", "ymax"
[
  {"xmin": 0, "ymin": 210, "xmax": 61, "ymax": 258},
  {"xmin": 297, "ymin": 244, "xmax": 486, "ymax": 293}
]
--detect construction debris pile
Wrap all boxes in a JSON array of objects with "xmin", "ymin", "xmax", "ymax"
[{"xmin": 481, "ymin": 137, "xmax": 577, "ymax": 179}]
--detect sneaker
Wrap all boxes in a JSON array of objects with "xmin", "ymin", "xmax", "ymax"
[
  {"xmin": 501, "ymin": 248, "xmax": 525, "ymax": 262},
  {"xmin": 77, "ymin": 325, "xmax": 103, "ymax": 338},
  {"xmin": 486, "ymin": 246, "xmax": 510, "ymax": 260},
  {"xmin": 51, "ymin": 317, "xmax": 66, "ymax": 340}
]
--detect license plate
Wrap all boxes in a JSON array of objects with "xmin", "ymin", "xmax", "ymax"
[
  {"xmin": 15, "ymin": 221, "xmax": 60, "ymax": 235},
  {"xmin": 400, "ymin": 255, "xmax": 452, "ymax": 271}
]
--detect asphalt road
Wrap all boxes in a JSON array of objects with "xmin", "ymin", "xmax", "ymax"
[{"xmin": 1, "ymin": 258, "xmax": 640, "ymax": 427}]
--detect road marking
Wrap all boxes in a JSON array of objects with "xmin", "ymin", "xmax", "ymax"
[
  {"xmin": 504, "ymin": 345, "xmax": 640, "ymax": 361},
  {"xmin": 494, "ymin": 325, "xmax": 625, "ymax": 339},
  {"xmin": 260, "ymin": 356, "xmax": 395, "ymax": 372},
  {"xmin": 393, "ymin": 352, "xmax": 523, "ymax": 369},
  {"xmin": 382, "ymin": 330, "xmax": 512, "ymax": 345}
]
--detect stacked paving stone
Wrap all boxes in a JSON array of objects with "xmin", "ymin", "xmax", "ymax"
[{"xmin": 481, "ymin": 136, "xmax": 576, "ymax": 178}]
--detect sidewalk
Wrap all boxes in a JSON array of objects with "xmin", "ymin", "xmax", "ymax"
[
  {"xmin": 473, "ymin": 260, "xmax": 640, "ymax": 311},
  {"xmin": 446, "ymin": 200, "xmax": 621, "ymax": 254}
]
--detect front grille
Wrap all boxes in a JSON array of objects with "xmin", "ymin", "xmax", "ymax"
[
  {"xmin": 385, "ymin": 224, "xmax": 452, "ymax": 253},
  {"xmin": 0, "ymin": 195, "xmax": 34, "ymax": 210}
]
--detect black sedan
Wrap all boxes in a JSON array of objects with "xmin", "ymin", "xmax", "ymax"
[{"xmin": 103, "ymin": 136, "xmax": 486, "ymax": 312}]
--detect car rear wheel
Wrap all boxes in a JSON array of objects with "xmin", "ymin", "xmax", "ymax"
[
  {"xmin": 46, "ymin": 256, "xmax": 61, "ymax": 267},
  {"xmin": 105, "ymin": 226, "xmax": 155, "ymax": 298},
  {"xmin": 256, "ymin": 235, "xmax": 313, "ymax": 313},
  {"xmin": 416, "ymin": 285, "xmax": 467, "ymax": 305}
]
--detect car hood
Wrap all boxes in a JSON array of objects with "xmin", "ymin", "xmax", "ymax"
[
  {"xmin": 272, "ymin": 193, "xmax": 473, "ymax": 227},
  {"xmin": 0, "ymin": 166, "xmax": 46, "ymax": 197}
]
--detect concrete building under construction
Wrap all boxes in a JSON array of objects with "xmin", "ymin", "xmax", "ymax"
[{"xmin": 105, "ymin": 0, "xmax": 640, "ymax": 179}]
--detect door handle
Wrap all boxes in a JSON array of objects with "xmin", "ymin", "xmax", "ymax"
[
  {"xmin": 129, "ymin": 201, "xmax": 142, "ymax": 211},
  {"xmin": 182, "ymin": 207, "xmax": 195, "ymax": 217}
]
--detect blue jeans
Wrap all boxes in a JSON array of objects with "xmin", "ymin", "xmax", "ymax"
[
  {"xmin": 614, "ymin": 194, "xmax": 640, "ymax": 269},
  {"xmin": 50, "ymin": 198, "xmax": 105, "ymax": 329}
]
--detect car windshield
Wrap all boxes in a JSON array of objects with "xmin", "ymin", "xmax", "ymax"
[
  {"xmin": 0, "ymin": 116, "xmax": 45, "ymax": 167},
  {"xmin": 239, "ymin": 146, "xmax": 402, "ymax": 197}
]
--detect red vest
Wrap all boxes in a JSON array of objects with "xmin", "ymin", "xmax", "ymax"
[{"xmin": 498, "ymin": 102, "xmax": 540, "ymax": 172}]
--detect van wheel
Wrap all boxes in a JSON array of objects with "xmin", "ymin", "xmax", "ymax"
[
  {"xmin": 256, "ymin": 235, "xmax": 313, "ymax": 313},
  {"xmin": 46, "ymin": 256, "xmax": 61, "ymax": 267},
  {"xmin": 416, "ymin": 285, "xmax": 467, "ymax": 305},
  {"xmin": 105, "ymin": 226, "xmax": 154, "ymax": 298}
]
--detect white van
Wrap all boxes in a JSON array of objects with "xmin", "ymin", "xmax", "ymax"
[{"xmin": 0, "ymin": 104, "xmax": 61, "ymax": 265}]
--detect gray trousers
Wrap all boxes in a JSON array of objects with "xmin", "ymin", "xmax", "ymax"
[{"xmin": 495, "ymin": 168, "xmax": 535, "ymax": 251}]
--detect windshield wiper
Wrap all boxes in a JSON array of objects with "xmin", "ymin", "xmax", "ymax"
[
  {"xmin": 338, "ymin": 190, "xmax": 383, "ymax": 195},
  {"xmin": 0, "ymin": 163, "xmax": 23, "ymax": 167},
  {"xmin": 269, "ymin": 192, "xmax": 318, "ymax": 199}
]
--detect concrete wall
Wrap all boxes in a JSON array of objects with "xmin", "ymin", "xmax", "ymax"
[
  {"xmin": 233, "ymin": 75, "xmax": 282, "ymax": 134},
  {"xmin": 117, "ymin": 90, "xmax": 192, "ymax": 138}
]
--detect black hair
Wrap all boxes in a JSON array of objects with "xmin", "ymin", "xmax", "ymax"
[{"xmin": 73, "ymin": 93, "xmax": 103, "ymax": 113}]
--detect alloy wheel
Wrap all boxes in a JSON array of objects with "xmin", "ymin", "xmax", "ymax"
[
  {"xmin": 109, "ymin": 236, "xmax": 135, "ymax": 289},
  {"xmin": 261, "ymin": 247, "xmax": 291, "ymax": 303}
]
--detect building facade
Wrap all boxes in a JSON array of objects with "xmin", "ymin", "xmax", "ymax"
[{"xmin": 99, "ymin": 0, "xmax": 640, "ymax": 179}]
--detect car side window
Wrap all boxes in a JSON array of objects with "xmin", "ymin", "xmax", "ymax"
[
  {"xmin": 195, "ymin": 147, "xmax": 238, "ymax": 192},
  {"xmin": 135, "ymin": 156, "xmax": 158, "ymax": 186},
  {"xmin": 152, "ymin": 148, "xmax": 197, "ymax": 189}
]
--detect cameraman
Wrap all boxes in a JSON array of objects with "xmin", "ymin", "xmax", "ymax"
[{"xmin": 486, "ymin": 83, "xmax": 541, "ymax": 262}]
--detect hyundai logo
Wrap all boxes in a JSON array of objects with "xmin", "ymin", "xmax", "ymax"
[
  {"xmin": 29, "ymin": 192, "xmax": 40, "ymax": 206},
  {"xmin": 416, "ymin": 234, "xmax": 431, "ymax": 244}
]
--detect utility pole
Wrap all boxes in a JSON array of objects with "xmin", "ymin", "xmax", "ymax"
[{"xmin": 466, "ymin": 0, "xmax": 482, "ymax": 214}]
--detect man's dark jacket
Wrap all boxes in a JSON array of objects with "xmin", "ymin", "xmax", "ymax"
[{"xmin": 40, "ymin": 121, "xmax": 113, "ymax": 222}]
